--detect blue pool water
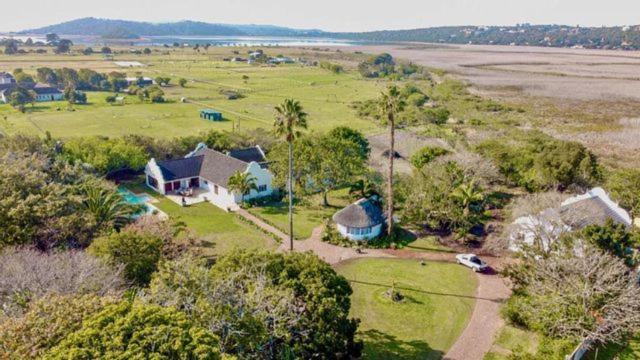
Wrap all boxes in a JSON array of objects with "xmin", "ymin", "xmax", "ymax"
[{"xmin": 118, "ymin": 188, "xmax": 154, "ymax": 216}]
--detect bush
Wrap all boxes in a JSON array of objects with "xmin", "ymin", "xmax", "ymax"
[
  {"xmin": 423, "ymin": 107, "xmax": 451, "ymax": 125},
  {"xmin": 0, "ymin": 248, "xmax": 125, "ymax": 317},
  {"xmin": 46, "ymin": 301, "xmax": 221, "ymax": 359},
  {"xmin": 146, "ymin": 250, "xmax": 362, "ymax": 358},
  {"xmin": 606, "ymin": 168, "xmax": 640, "ymax": 217},
  {"xmin": 62, "ymin": 136, "xmax": 148, "ymax": 175},
  {"xmin": 476, "ymin": 132, "xmax": 601, "ymax": 191},
  {"xmin": 88, "ymin": 229, "xmax": 164, "ymax": 286},
  {"xmin": 410, "ymin": 146, "xmax": 449, "ymax": 168},
  {"xmin": 0, "ymin": 295, "xmax": 119, "ymax": 358}
]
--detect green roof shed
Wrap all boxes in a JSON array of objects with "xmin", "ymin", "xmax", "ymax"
[{"xmin": 200, "ymin": 109, "xmax": 223, "ymax": 121}]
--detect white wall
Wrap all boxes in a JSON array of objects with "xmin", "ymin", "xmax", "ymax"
[
  {"xmin": 242, "ymin": 162, "xmax": 274, "ymax": 200},
  {"xmin": 337, "ymin": 223, "xmax": 382, "ymax": 241}
]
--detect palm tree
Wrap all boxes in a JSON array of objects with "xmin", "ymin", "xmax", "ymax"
[
  {"xmin": 378, "ymin": 86, "xmax": 405, "ymax": 236},
  {"xmin": 227, "ymin": 171, "xmax": 258, "ymax": 204},
  {"xmin": 450, "ymin": 180, "xmax": 485, "ymax": 217},
  {"xmin": 274, "ymin": 99, "xmax": 308, "ymax": 251},
  {"xmin": 84, "ymin": 186, "xmax": 138, "ymax": 235}
]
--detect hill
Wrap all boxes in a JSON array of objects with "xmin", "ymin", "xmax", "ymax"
[
  {"xmin": 333, "ymin": 24, "xmax": 640, "ymax": 50},
  {"xmin": 21, "ymin": 17, "xmax": 325, "ymax": 38}
]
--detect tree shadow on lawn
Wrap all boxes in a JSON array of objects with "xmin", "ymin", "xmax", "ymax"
[{"xmin": 361, "ymin": 329, "xmax": 444, "ymax": 360}]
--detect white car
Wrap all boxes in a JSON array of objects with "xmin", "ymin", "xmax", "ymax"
[{"xmin": 456, "ymin": 254, "xmax": 488, "ymax": 272}]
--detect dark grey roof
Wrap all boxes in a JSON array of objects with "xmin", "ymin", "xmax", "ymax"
[
  {"xmin": 333, "ymin": 198, "xmax": 385, "ymax": 228},
  {"xmin": 196, "ymin": 148, "xmax": 248, "ymax": 187},
  {"xmin": 0, "ymin": 83, "xmax": 16, "ymax": 91},
  {"xmin": 0, "ymin": 72, "xmax": 14, "ymax": 79},
  {"xmin": 228, "ymin": 146, "xmax": 266, "ymax": 163},
  {"xmin": 156, "ymin": 156, "xmax": 203, "ymax": 181},
  {"xmin": 32, "ymin": 84, "xmax": 61, "ymax": 95},
  {"xmin": 560, "ymin": 197, "xmax": 629, "ymax": 229},
  {"xmin": 156, "ymin": 148, "xmax": 251, "ymax": 187}
]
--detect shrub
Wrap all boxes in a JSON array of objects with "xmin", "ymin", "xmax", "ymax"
[
  {"xmin": 606, "ymin": 168, "xmax": 640, "ymax": 217},
  {"xmin": 46, "ymin": 301, "xmax": 221, "ymax": 359},
  {"xmin": 0, "ymin": 248, "xmax": 125, "ymax": 317},
  {"xmin": 88, "ymin": 229, "xmax": 164, "ymax": 286},
  {"xmin": 62, "ymin": 136, "xmax": 148, "ymax": 175},
  {"xmin": 423, "ymin": 107, "xmax": 450, "ymax": 125},
  {"xmin": 476, "ymin": 132, "xmax": 601, "ymax": 191},
  {"xmin": 410, "ymin": 146, "xmax": 449, "ymax": 168},
  {"xmin": 0, "ymin": 295, "xmax": 119, "ymax": 358}
]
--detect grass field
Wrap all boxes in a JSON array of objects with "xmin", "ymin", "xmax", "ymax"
[
  {"xmin": 0, "ymin": 49, "xmax": 387, "ymax": 138},
  {"xmin": 336, "ymin": 258, "xmax": 477, "ymax": 359},
  {"xmin": 247, "ymin": 188, "xmax": 352, "ymax": 239},
  {"xmin": 484, "ymin": 325, "xmax": 541, "ymax": 360},
  {"xmin": 125, "ymin": 182, "xmax": 276, "ymax": 255}
]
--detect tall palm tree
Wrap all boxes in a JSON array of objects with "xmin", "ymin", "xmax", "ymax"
[
  {"xmin": 274, "ymin": 99, "xmax": 308, "ymax": 251},
  {"xmin": 378, "ymin": 85, "xmax": 405, "ymax": 236},
  {"xmin": 228, "ymin": 171, "xmax": 258, "ymax": 204}
]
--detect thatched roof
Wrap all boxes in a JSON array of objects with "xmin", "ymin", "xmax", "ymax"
[{"xmin": 333, "ymin": 198, "xmax": 385, "ymax": 228}]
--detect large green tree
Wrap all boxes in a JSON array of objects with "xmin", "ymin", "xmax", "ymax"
[
  {"xmin": 273, "ymin": 99, "xmax": 308, "ymax": 251},
  {"xmin": 8, "ymin": 87, "xmax": 35, "ymax": 112},
  {"xmin": 146, "ymin": 250, "xmax": 361, "ymax": 359}
]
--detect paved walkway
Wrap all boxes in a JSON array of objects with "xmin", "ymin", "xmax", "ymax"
[
  {"xmin": 235, "ymin": 208, "xmax": 288, "ymax": 243},
  {"xmin": 237, "ymin": 214, "xmax": 510, "ymax": 360},
  {"xmin": 444, "ymin": 258, "xmax": 511, "ymax": 360}
]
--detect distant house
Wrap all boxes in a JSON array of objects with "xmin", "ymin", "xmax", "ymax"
[
  {"xmin": 332, "ymin": 197, "xmax": 386, "ymax": 241},
  {"xmin": 200, "ymin": 109, "xmax": 223, "ymax": 121},
  {"xmin": 33, "ymin": 84, "xmax": 64, "ymax": 102},
  {"xmin": 509, "ymin": 187, "xmax": 632, "ymax": 252},
  {"xmin": 268, "ymin": 57, "xmax": 295, "ymax": 65},
  {"xmin": 231, "ymin": 57, "xmax": 247, "ymax": 62},
  {"xmin": 145, "ymin": 143, "xmax": 273, "ymax": 210},
  {"xmin": 125, "ymin": 77, "xmax": 154, "ymax": 86},
  {"xmin": 0, "ymin": 72, "xmax": 16, "ymax": 85}
]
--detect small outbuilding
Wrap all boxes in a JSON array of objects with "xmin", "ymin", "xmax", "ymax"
[
  {"xmin": 200, "ymin": 109, "xmax": 223, "ymax": 121},
  {"xmin": 332, "ymin": 197, "xmax": 386, "ymax": 241}
]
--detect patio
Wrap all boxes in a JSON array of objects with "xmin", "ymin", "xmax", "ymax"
[{"xmin": 165, "ymin": 187, "xmax": 211, "ymax": 206}]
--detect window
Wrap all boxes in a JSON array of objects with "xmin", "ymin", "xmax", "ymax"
[
  {"xmin": 214, "ymin": 185, "xmax": 219, "ymax": 195},
  {"xmin": 258, "ymin": 185, "xmax": 267, "ymax": 192},
  {"xmin": 147, "ymin": 175, "xmax": 158, "ymax": 189}
]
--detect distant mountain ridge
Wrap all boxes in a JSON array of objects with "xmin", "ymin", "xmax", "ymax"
[
  {"xmin": 19, "ymin": 18, "xmax": 640, "ymax": 50},
  {"xmin": 21, "ymin": 17, "xmax": 326, "ymax": 38}
]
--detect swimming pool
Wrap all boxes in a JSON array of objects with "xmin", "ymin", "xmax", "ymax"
[{"xmin": 118, "ymin": 188, "xmax": 155, "ymax": 216}]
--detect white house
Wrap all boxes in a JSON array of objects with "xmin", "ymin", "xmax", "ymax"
[
  {"xmin": 509, "ymin": 187, "xmax": 632, "ymax": 252},
  {"xmin": 144, "ymin": 144, "xmax": 273, "ymax": 211},
  {"xmin": 332, "ymin": 197, "xmax": 386, "ymax": 241},
  {"xmin": 0, "ymin": 72, "xmax": 16, "ymax": 85},
  {"xmin": 32, "ymin": 84, "xmax": 64, "ymax": 102}
]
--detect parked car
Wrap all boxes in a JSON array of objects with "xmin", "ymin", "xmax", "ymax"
[{"xmin": 456, "ymin": 254, "xmax": 488, "ymax": 272}]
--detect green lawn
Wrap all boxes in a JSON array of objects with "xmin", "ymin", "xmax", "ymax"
[
  {"xmin": 125, "ymin": 182, "xmax": 276, "ymax": 256},
  {"xmin": 405, "ymin": 236, "xmax": 456, "ymax": 253},
  {"xmin": 0, "ymin": 49, "xmax": 386, "ymax": 138},
  {"xmin": 246, "ymin": 189, "xmax": 352, "ymax": 239},
  {"xmin": 484, "ymin": 325, "xmax": 541, "ymax": 360},
  {"xmin": 336, "ymin": 258, "xmax": 477, "ymax": 359}
]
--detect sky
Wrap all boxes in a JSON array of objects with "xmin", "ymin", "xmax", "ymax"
[{"xmin": 1, "ymin": 0, "xmax": 638, "ymax": 33}]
